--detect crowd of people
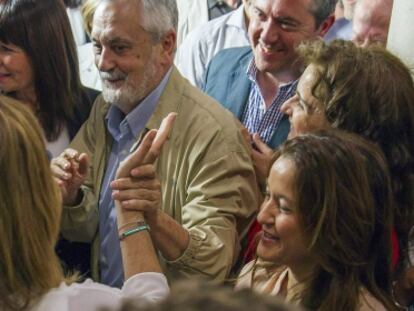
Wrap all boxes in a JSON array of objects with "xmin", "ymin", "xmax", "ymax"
[{"xmin": 0, "ymin": 0, "xmax": 413, "ymax": 310}]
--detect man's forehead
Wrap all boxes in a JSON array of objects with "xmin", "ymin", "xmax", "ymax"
[
  {"xmin": 93, "ymin": 0, "xmax": 141, "ymax": 29},
  {"xmin": 254, "ymin": 0, "xmax": 313, "ymax": 12},
  {"xmin": 91, "ymin": 1, "xmax": 142, "ymax": 40},
  {"xmin": 254, "ymin": 0, "xmax": 316, "ymax": 25}
]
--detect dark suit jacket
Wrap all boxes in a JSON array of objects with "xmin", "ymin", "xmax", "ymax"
[{"xmin": 203, "ymin": 46, "xmax": 291, "ymax": 149}]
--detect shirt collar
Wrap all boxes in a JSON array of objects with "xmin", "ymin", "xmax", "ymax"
[
  {"xmin": 208, "ymin": 0, "xmax": 241, "ymax": 10},
  {"xmin": 106, "ymin": 66, "xmax": 173, "ymax": 139},
  {"xmin": 246, "ymin": 59, "xmax": 298, "ymax": 90},
  {"xmin": 227, "ymin": 4, "xmax": 247, "ymax": 30}
]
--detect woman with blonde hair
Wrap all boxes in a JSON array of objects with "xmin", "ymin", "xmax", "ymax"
[
  {"xmin": 0, "ymin": 96, "xmax": 168, "ymax": 310},
  {"xmin": 237, "ymin": 130, "xmax": 397, "ymax": 310}
]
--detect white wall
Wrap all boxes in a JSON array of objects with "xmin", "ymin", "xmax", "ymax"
[{"xmin": 387, "ymin": 0, "xmax": 414, "ymax": 77}]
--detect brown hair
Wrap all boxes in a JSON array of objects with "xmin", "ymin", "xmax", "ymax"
[
  {"xmin": 297, "ymin": 39, "xmax": 414, "ymax": 255},
  {"xmin": 0, "ymin": 0, "xmax": 83, "ymax": 141},
  {"xmin": 0, "ymin": 96, "xmax": 64, "ymax": 310},
  {"xmin": 271, "ymin": 130, "xmax": 396, "ymax": 311},
  {"xmin": 117, "ymin": 279, "xmax": 302, "ymax": 311}
]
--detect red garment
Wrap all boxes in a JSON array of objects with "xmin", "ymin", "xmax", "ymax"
[
  {"xmin": 243, "ymin": 220, "xmax": 261, "ymax": 262},
  {"xmin": 391, "ymin": 228, "xmax": 399, "ymax": 269}
]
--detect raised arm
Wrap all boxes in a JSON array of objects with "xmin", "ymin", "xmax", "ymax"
[{"xmin": 113, "ymin": 113, "xmax": 178, "ymax": 277}]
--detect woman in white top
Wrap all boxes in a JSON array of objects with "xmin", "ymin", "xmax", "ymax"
[
  {"xmin": 237, "ymin": 130, "xmax": 398, "ymax": 310},
  {"xmin": 0, "ymin": 96, "xmax": 169, "ymax": 311}
]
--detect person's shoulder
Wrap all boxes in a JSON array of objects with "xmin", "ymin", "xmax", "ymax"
[
  {"xmin": 213, "ymin": 46, "xmax": 252, "ymax": 63},
  {"xmin": 0, "ymin": 94, "xmax": 22, "ymax": 105},
  {"xmin": 79, "ymin": 94, "xmax": 110, "ymax": 125},
  {"xmin": 194, "ymin": 10, "xmax": 231, "ymax": 34},
  {"xmin": 358, "ymin": 288, "xmax": 388, "ymax": 311},
  {"xmin": 31, "ymin": 280, "xmax": 121, "ymax": 311},
  {"xmin": 80, "ymin": 86, "xmax": 100, "ymax": 104},
  {"xmin": 170, "ymin": 71, "xmax": 245, "ymax": 143},
  {"xmin": 203, "ymin": 46, "xmax": 251, "ymax": 90},
  {"xmin": 236, "ymin": 261, "xmax": 287, "ymax": 293},
  {"xmin": 176, "ymin": 72, "xmax": 232, "ymax": 120},
  {"xmin": 206, "ymin": 46, "xmax": 252, "ymax": 74}
]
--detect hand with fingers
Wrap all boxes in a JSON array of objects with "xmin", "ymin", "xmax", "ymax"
[
  {"xmin": 51, "ymin": 148, "xmax": 89, "ymax": 205},
  {"xmin": 111, "ymin": 113, "xmax": 176, "ymax": 221},
  {"xmin": 251, "ymin": 133, "xmax": 274, "ymax": 189}
]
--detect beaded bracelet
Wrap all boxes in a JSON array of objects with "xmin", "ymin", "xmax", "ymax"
[
  {"xmin": 119, "ymin": 224, "xmax": 150, "ymax": 241},
  {"xmin": 118, "ymin": 220, "xmax": 146, "ymax": 233}
]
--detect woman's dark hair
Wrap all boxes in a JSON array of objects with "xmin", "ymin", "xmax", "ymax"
[
  {"xmin": 63, "ymin": 0, "xmax": 83, "ymax": 9},
  {"xmin": 297, "ymin": 39, "xmax": 414, "ymax": 258},
  {"xmin": 271, "ymin": 130, "xmax": 397, "ymax": 311},
  {"xmin": 0, "ymin": 0, "xmax": 83, "ymax": 141}
]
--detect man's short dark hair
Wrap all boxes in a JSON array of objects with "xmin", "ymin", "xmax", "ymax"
[{"xmin": 310, "ymin": 0, "xmax": 337, "ymax": 27}]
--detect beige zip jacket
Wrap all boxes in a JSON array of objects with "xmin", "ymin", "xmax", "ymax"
[{"xmin": 60, "ymin": 67, "xmax": 259, "ymax": 282}]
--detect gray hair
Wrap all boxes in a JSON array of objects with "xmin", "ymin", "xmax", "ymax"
[
  {"xmin": 140, "ymin": 0, "xmax": 178, "ymax": 42},
  {"xmin": 309, "ymin": 0, "xmax": 337, "ymax": 27}
]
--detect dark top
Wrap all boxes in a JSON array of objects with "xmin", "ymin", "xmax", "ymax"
[{"xmin": 56, "ymin": 86, "xmax": 99, "ymax": 278}]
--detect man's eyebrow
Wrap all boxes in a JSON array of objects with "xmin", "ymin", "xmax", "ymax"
[
  {"xmin": 91, "ymin": 32, "xmax": 131, "ymax": 45},
  {"xmin": 107, "ymin": 37, "xmax": 131, "ymax": 45},
  {"xmin": 275, "ymin": 16, "xmax": 301, "ymax": 26}
]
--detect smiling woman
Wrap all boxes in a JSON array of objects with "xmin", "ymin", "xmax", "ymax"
[
  {"xmin": 0, "ymin": 43, "xmax": 33, "ymax": 101},
  {"xmin": 0, "ymin": 0, "xmax": 98, "ymax": 150},
  {"xmin": 237, "ymin": 130, "xmax": 398, "ymax": 311},
  {"xmin": 285, "ymin": 40, "xmax": 414, "ymax": 272}
]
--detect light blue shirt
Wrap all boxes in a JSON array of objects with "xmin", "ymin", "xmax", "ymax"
[{"xmin": 99, "ymin": 68, "xmax": 172, "ymax": 288}]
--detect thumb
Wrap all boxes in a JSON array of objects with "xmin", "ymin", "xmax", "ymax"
[
  {"xmin": 78, "ymin": 153, "xmax": 89, "ymax": 176},
  {"xmin": 116, "ymin": 130, "xmax": 157, "ymax": 179},
  {"xmin": 252, "ymin": 133, "xmax": 272, "ymax": 155},
  {"xmin": 144, "ymin": 112, "xmax": 177, "ymax": 164}
]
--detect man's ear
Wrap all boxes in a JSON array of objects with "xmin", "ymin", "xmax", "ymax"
[
  {"xmin": 317, "ymin": 14, "xmax": 336, "ymax": 37},
  {"xmin": 159, "ymin": 30, "xmax": 177, "ymax": 65}
]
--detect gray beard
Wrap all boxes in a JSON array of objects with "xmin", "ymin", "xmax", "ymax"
[{"xmin": 100, "ymin": 61, "xmax": 156, "ymax": 112}]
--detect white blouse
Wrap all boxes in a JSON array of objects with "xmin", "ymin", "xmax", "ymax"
[
  {"xmin": 29, "ymin": 272, "xmax": 169, "ymax": 311},
  {"xmin": 46, "ymin": 125, "xmax": 70, "ymax": 158}
]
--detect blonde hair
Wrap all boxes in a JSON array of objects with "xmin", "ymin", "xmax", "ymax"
[
  {"xmin": 81, "ymin": 0, "xmax": 101, "ymax": 36},
  {"xmin": 0, "ymin": 96, "xmax": 63, "ymax": 310}
]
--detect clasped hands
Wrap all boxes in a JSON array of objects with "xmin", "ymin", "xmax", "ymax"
[{"xmin": 111, "ymin": 113, "xmax": 176, "ymax": 222}]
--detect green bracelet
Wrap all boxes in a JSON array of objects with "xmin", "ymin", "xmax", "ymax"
[{"xmin": 119, "ymin": 224, "xmax": 150, "ymax": 241}]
